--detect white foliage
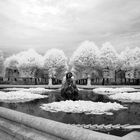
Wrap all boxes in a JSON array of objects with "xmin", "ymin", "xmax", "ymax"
[
  {"xmin": 4, "ymin": 49, "xmax": 44, "ymax": 77},
  {"xmin": 70, "ymin": 41, "xmax": 100, "ymax": 77},
  {"xmin": 100, "ymin": 42, "xmax": 118, "ymax": 69},
  {"xmin": 0, "ymin": 50, "xmax": 4, "ymax": 76},
  {"xmin": 0, "ymin": 91, "xmax": 47, "ymax": 103},
  {"xmin": 116, "ymin": 54, "xmax": 125, "ymax": 70},
  {"xmin": 109, "ymin": 92, "xmax": 140, "ymax": 102},
  {"xmin": 17, "ymin": 49, "xmax": 44, "ymax": 77},
  {"xmin": 44, "ymin": 48, "xmax": 68, "ymax": 77},
  {"xmin": 3, "ymin": 88, "xmax": 53, "ymax": 94},
  {"xmin": 93, "ymin": 87, "xmax": 140, "ymax": 102},
  {"xmin": 70, "ymin": 41, "xmax": 100, "ymax": 68},
  {"xmin": 131, "ymin": 47, "xmax": 140, "ymax": 69},
  {"xmin": 18, "ymin": 49, "xmax": 44, "ymax": 68},
  {"xmin": 93, "ymin": 87, "xmax": 137, "ymax": 95},
  {"xmin": 22, "ymin": 88, "xmax": 53, "ymax": 94},
  {"xmin": 3, "ymin": 88, "xmax": 25, "ymax": 91},
  {"xmin": 4, "ymin": 55, "xmax": 19, "ymax": 69},
  {"xmin": 120, "ymin": 47, "xmax": 135, "ymax": 71},
  {"xmin": 41, "ymin": 100, "xmax": 126, "ymax": 115}
]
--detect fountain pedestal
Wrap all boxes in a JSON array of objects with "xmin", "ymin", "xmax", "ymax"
[{"xmin": 87, "ymin": 75, "xmax": 91, "ymax": 86}]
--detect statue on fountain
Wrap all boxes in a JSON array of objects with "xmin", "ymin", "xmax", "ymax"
[{"xmin": 61, "ymin": 72, "xmax": 79, "ymax": 101}]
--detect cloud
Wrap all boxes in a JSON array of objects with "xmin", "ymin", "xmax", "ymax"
[{"xmin": 0, "ymin": 0, "xmax": 140, "ymax": 56}]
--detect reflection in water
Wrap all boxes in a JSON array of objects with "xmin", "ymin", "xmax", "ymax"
[{"xmin": 0, "ymin": 90, "xmax": 140, "ymax": 126}]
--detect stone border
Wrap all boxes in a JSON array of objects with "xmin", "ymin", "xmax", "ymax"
[
  {"xmin": 1, "ymin": 84, "xmax": 140, "ymax": 89},
  {"xmin": 0, "ymin": 107, "xmax": 121, "ymax": 140}
]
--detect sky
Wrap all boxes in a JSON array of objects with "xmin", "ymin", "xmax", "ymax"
[{"xmin": 0, "ymin": 0, "xmax": 140, "ymax": 57}]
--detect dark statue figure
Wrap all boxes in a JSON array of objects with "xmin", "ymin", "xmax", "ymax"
[{"xmin": 61, "ymin": 72, "xmax": 79, "ymax": 100}]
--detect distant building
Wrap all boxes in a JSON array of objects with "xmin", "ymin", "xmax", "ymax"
[{"xmin": 4, "ymin": 67, "xmax": 19, "ymax": 84}]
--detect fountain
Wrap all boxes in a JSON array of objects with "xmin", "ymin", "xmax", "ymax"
[{"xmin": 61, "ymin": 72, "xmax": 79, "ymax": 100}]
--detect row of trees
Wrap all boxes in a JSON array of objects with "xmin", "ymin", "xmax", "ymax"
[
  {"xmin": 2, "ymin": 49, "xmax": 68, "ymax": 80},
  {"xmin": 70, "ymin": 41, "xmax": 140, "ymax": 82},
  {"xmin": 0, "ymin": 40, "xmax": 140, "ymax": 82}
]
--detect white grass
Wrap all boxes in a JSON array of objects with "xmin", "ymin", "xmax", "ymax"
[
  {"xmin": 0, "ymin": 91, "xmax": 48, "ymax": 103},
  {"xmin": 93, "ymin": 87, "xmax": 137, "ymax": 95},
  {"xmin": 3, "ymin": 88, "xmax": 53, "ymax": 94},
  {"xmin": 109, "ymin": 92, "xmax": 140, "ymax": 102},
  {"xmin": 41, "ymin": 100, "xmax": 126, "ymax": 115}
]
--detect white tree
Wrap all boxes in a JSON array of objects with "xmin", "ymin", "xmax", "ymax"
[
  {"xmin": 44, "ymin": 49, "xmax": 68, "ymax": 79},
  {"xmin": 127, "ymin": 47, "xmax": 140, "ymax": 80},
  {"xmin": 4, "ymin": 55, "xmax": 20, "ymax": 81},
  {"xmin": 70, "ymin": 40, "xmax": 100, "ymax": 78},
  {"xmin": 100, "ymin": 42, "xmax": 119, "ymax": 70},
  {"xmin": 17, "ymin": 49, "xmax": 44, "ymax": 77},
  {"xmin": 120, "ymin": 47, "xmax": 135, "ymax": 71},
  {"xmin": 131, "ymin": 47, "xmax": 140, "ymax": 70},
  {"xmin": 4, "ymin": 55, "xmax": 19, "ymax": 69},
  {"xmin": 120, "ymin": 47, "xmax": 138, "ymax": 81},
  {"xmin": 0, "ymin": 50, "xmax": 4, "ymax": 76}
]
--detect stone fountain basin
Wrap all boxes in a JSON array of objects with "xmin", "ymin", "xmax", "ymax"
[{"xmin": 0, "ymin": 89, "xmax": 139, "ymax": 126}]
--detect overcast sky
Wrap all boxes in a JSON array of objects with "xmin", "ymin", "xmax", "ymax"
[{"xmin": 0, "ymin": 0, "xmax": 140, "ymax": 57}]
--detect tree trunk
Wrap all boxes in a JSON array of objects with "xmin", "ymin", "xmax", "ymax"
[
  {"xmin": 115, "ymin": 70, "xmax": 117, "ymax": 83},
  {"xmin": 128, "ymin": 78, "xmax": 130, "ymax": 85},
  {"xmin": 125, "ymin": 78, "xmax": 126, "ymax": 85},
  {"xmin": 35, "ymin": 78, "xmax": 37, "ymax": 85},
  {"xmin": 102, "ymin": 78, "xmax": 105, "ymax": 85}
]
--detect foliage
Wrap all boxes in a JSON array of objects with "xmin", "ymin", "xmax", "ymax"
[
  {"xmin": 17, "ymin": 49, "xmax": 43, "ymax": 77},
  {"xmin": 70, "ymin": 40, "xmax": 100, "ymax": 77},
  {"xmin": 120, "ymin": 47, "xmax": 135, "ymax": 71},
  {"xmin": 44, "ymin": 48, "xmax": 68, "ymax": 79},
  {"xmin": 41, "ymin": 100, "xmax": 126, "ymax": 115},
  {"xmin": 4, "ymin": 55, "xmax": 19, "ymax": 69},
  {"xmin": 100, "ymin": 42, "xmax": 119, "ymax": 70},
  {"xmin": 0, "ymin": 50, "xmax": 4, "ymax": 76}
]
